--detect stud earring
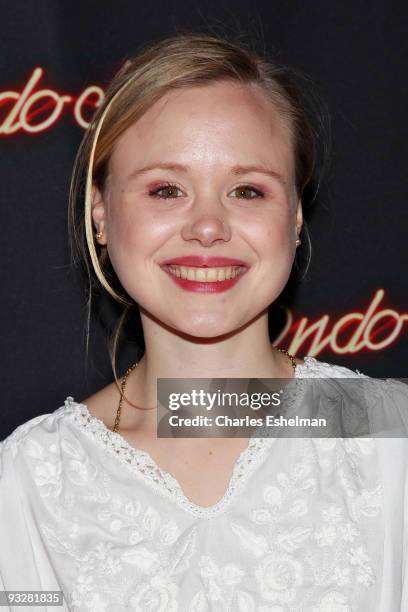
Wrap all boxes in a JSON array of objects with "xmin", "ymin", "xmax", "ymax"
[
  {"xmin": 95, "ymin": 230, "xmax": 103, "ymax": 240},
  {"xmin": 295, "ymin": 238, "xmax": 302, "ymax": 247}
]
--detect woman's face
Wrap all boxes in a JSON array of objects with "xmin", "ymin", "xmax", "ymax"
[{"xmin": 92, "ymin": 80, "xmax": 303, "ymax": 337}]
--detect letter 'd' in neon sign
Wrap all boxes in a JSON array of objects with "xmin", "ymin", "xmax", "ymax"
[{"xmin": 0, "ymin": 67, "xmax": 104, "ymax": 135}]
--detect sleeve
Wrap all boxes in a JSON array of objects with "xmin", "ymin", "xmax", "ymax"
[
  {"xmin": 398, "ymin": 379, "xmax": 408, "ymax": 607},
  {"xmin": 402, "ymin": 465, "xmax": 408, "ymax": 608},
  {"xmin": 372, "ymin": 379, "xmax": 408, "ymax": 609},
  {"xmin": 0, "ymin": 438, "xmax": 70, "ymax": 611}
]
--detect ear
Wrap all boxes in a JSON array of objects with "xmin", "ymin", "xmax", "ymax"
[
  {"xmin": 295, "ymin": 198, "xmax": 303, "ymax": 238},
  {"xmin": 91, "ymin": 185, "xmax": 108, "ymax": 246}
]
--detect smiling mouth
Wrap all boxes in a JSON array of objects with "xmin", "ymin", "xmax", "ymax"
[{"xmin": 161, "ymin": 264, "xmax": 246, "ymax": 282}]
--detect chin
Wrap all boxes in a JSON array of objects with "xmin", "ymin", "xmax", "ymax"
[
  {"xmin": 171, "ymin": 314, "xmax": 238, "ymax": 340},
  {"xmin": 140, "ymin": 301, "xmax": 252, "ymax": 339}
]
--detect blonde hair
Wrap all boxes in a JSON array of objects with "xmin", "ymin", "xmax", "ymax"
[{"xmin": 68, "ymin": 31, "xmax": 325, "ymax": 397}]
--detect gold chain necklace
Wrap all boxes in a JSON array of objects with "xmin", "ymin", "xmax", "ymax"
[{"xmin": 112, "ymin": 347, "xmax": 297, "ymax": 433}]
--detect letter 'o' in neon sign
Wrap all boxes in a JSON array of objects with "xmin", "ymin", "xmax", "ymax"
[
  {"xmin": 0, "ymin": 67, "xmax": 104, "ymax": 134},
  {"xmin": 277, "ymin": 289, "xmax": 408, "ymax": 357}
]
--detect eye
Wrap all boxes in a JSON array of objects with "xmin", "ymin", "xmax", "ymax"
[
  {"xmin": 230, "ymin": 185, "xmax": 264, "ymax": 199},
  {"xmin": 148, "ymin": 182, "xmax": 183, "ymax": 199},
  {"xmin": 148, "ymin": 182, "xmax": 265, "ymax": 200}
]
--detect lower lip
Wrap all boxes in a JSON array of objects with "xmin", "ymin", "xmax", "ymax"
[{"xmin": 161, "ymin": 266, "xmax": 248, "ymax": 293}]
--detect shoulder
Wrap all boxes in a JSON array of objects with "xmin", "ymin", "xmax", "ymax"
[
  {"xmin": 304, "ymin": 355, "xmax": 408, "ymax": 394},
  {"xmin": 300, "ymin": 355, "xmax": 369, "ymax": 378},
  {"xmin": 0, "ymin": 398, "xmax": 78, "ymax": 469},
  {"xmin": 303, "ymin": 355, "xmax": 408, "ymax": 398},
  {"xmin": 0, "ymin": 399, "xmax": 84, "ymax": 558},
  {"xmin": 79, "ymin": 381, "xmax": 120, "ymax": 428},
  {"xmin": 303, "ymin": 355, "xmax": 408, "ymax": 436}
]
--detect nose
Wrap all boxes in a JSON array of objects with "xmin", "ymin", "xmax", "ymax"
[{"xmin": 180, "ymin": 197, "xmax": 232, "ymax": 246}]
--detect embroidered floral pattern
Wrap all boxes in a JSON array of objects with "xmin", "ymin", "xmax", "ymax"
[
  {"xmin": 226, "ymin": 435, "xmax": 382, "ymax": 609},
  {"xmin": 0, "ymin": 356, "xmax": 389, "ymax": 610}
]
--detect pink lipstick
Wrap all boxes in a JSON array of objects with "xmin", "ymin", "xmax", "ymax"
[{"xmin": 159, "ymin": 256, "xmax": 249, "ymax": 293}]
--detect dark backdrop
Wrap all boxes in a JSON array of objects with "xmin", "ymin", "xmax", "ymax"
[{"xmin": 1, "ymin": 1, "xmax": 407, "ymax": 438}]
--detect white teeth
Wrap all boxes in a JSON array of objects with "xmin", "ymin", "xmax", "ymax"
[{"xmin": 166, "ymin": 265, "xmax": 245, "ymax": 282}]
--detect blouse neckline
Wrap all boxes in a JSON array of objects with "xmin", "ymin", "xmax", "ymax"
[{"xmin": 66, "ymin": 355, "xmax": 315, "ymax": 518}]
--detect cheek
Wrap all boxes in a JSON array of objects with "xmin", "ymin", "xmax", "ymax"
[
  {"xmin": 109, "ymin": 201, "xmax": 154, "ymax": 236},
  {"xmin": 246, "ymin": 214, "xmax": 294, "ymax": 295},
  {"xmin": 248, "ymin": 212, "xmax": 293, "ymax": 259},
  {"xmin": 107, "ymin": 202, "xmax": 167, "ymax": 256},
  {"xmin": 105, "ymin": 205, "xmax": 176, "ymax": 294}
]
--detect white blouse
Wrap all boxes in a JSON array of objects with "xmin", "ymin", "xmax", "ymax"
[{"xmin": 0, "ymin": 355, "xmax": 407, "ymax": 611}]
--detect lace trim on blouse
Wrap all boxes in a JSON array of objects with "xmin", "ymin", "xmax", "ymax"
[{"xmin": 65, "ymin": 356, "xmax": 317, "ymax": 518}]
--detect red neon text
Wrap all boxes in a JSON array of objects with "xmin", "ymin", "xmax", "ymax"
[
  {"xmin": 1, "ymin": 74, "xmax": 406, "ymax": 357},
  {"xmin": 0, "ymin": 67, "xmax": 104, "ymax": 135},
  {"xmin": 277, "ymin": 289, "xmax": 407, "ymax": 357}
]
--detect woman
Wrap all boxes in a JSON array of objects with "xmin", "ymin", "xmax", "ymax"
[{"xmin": 1, "ymin": 32, "xmax": 407, "ymax": 611}]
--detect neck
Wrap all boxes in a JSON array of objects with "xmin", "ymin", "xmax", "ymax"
[{"xmin": 122, "ymin": 309, "xmax": 297, "ymax": 430}]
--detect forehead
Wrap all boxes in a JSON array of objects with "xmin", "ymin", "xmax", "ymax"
[{"xmin": 109, "ymin": 80, "xmax": 294, "ymax": 176}]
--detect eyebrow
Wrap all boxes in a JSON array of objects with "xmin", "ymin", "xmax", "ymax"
[{"xmin": 125, "ymin": 162, "xmax": 287, "ymax": 185}]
